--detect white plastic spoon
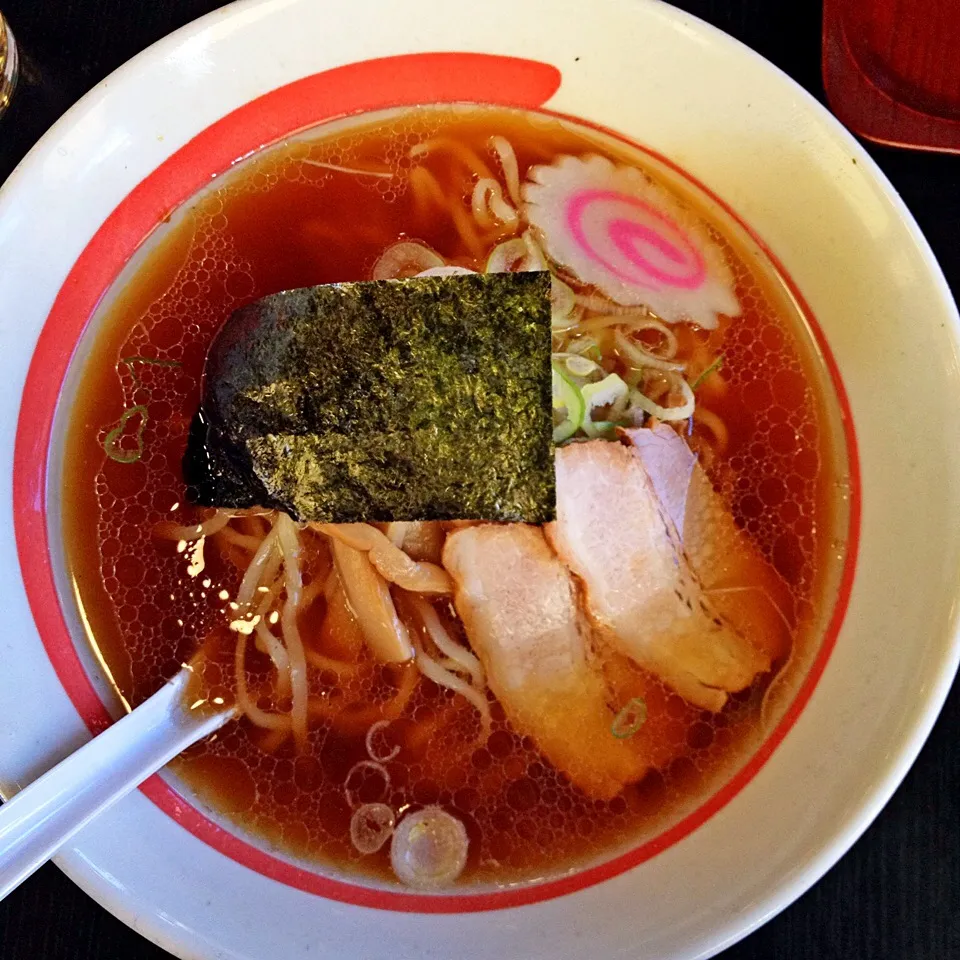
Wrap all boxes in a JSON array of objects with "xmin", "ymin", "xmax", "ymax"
[{"xmin": 0, "ymin": 668, "xmax": 234, "ymax": 900}]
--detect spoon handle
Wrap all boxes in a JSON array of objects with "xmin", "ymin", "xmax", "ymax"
[{"xmin": 0, "ymin": 670, "xmax": 233, "ymax": 900}]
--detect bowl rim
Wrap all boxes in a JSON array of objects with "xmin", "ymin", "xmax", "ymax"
[
  {"xmin": 12, "ymin": 62, "xmax": 862, "ymax": 913},
  {"xmin": 0, "ymin": 0, "xmax": 957, "ymax": 956}
]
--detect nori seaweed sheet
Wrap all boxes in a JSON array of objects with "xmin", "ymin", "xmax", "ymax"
[{"xmin": 183, "ymin": 271, "xmax": 554, "ymax": 522}]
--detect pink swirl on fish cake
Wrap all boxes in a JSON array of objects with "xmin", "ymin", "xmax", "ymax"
[{"xmin": 566, "ymin": 189, "xmax": 707, "ymax": 292}]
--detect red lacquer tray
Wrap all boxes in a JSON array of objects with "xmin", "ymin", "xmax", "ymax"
[{"xmin": 823, "ymin": 0, "xmax": 960, "ymax": 153}]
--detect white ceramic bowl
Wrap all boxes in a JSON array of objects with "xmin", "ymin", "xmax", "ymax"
[{"xmin": 1, "ymin": 0, "xmax": 958, "ymax": 957}]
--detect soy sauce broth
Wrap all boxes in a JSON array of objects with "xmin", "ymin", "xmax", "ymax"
[{"xmin": 61, "ymin": 105, "xmax": 848, "ymax": 885}]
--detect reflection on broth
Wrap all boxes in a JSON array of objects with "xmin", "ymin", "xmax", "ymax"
[{"xmin": 63, "ymin": 106, "xmax": 847, "ymax": 888}]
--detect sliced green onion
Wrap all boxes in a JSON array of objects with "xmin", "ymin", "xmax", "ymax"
[
  {"xmin": 103, "ymin": 405, "xmax": 148, "ymax": 464},
  {"xmin": 691, "ymin": 354, "xmax": 724, "ymax": 391},
  {"xmin": 552, "ymin": 363, "xmax": 584, "ymax": 444},
  {"xmin": 565, "ymin": 354, "xmax": 599, "ymax": 378},
  {"xmin": 611, "ymin": 697, "xmax": 648, "ymax": 739},
  {"xmin": 586, "ymin": 420, "xmax": 617, "ymax": 438},
  {"xmin": 373, "ymin": 240, "xmax": 444, "ymax": 280},
  {"xmin": 581, "ymin": 373, "xmax": 629, "ymax": 437},
  {"xmin": 484, "ymin": 238, "xmax": 528, "ymax": 274},
  {"xmin": 119, "ymin": 356, "xmax": 181, "ymax": 385}
]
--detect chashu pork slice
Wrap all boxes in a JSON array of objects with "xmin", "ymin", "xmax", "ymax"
[
  {"xmin": 443, "ymin": 524, "xmax": 645, "ymax": 800},
  {"xmin": 621, "ymin": 424, "xmax": 793, "ymax": 664},
  {"xmin": 546, "ymin": 441, "xmax": 769, "ymax": 711},
  {"xmin": 682, "ymin": 463, "xmax": 794, "ymax": 664}
]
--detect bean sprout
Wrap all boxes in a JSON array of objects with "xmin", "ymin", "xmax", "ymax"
[
  {"xmin": 472, "ymin": 178, "xmax": 518, "ymax": 230},
  {"xmin": 234, "ymin": 630, "xmax": 293, "ymax": 732},
  {"xmin": 411, "ymin": 633, "xmax": 492, "ymax": 742},
  {"xmin": 411, "ymin": 596, "xmax": 485, "ymax": 690},
  {"xmin": 314, "ymin": 523, "xmax": 453, "ymax": 594},
  {"xmin": 236, "ymin": 525, "xmax": 280, "ymax": 608},
  {"xmin": 154, "ymin": 510, "xmax": 232, "ymax": 541},
  {"xmin": 254, "ymin": 621, "xmax": 292, "ymax": 699},
  {"xmin": 276, "ymin": 514, "xmax": 309, "ymax": 751},
  {"xmin": 490, "ymin": 135, "xmax": 521, "ymax": 205},
  {"xmin": 303, "ymin": 158, "xmax": 394, "ymax": 179}
]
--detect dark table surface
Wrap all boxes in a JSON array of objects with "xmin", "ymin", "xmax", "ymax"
[{"xmin": 1, "ymin": 1, "xmax": 959, "ymax": 957}]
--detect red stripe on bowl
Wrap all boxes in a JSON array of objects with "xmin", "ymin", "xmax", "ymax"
[{"xmin": 13, "ymin": 52, "xmax": 859, "ymax": 913}]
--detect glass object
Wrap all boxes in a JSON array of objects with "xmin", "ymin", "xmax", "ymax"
[
  {"xmin": 823, "ymin": 0, "xmax": 960, "ymax": 152},
  {"xmin": 0, "ymin": 11, "xmax": 17, "ymax": 116}
]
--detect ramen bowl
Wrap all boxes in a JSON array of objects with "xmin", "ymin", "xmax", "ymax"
[{"xmin": 0, "ymin": 0, "xmax": 958, "ymax": 957}]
